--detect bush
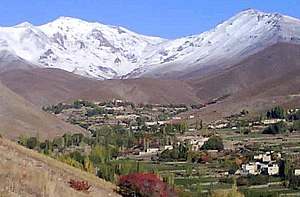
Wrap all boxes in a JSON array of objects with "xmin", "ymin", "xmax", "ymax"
[{"xmin": 118, "ymin": 173, "xmax": 177, "ymax": 197}]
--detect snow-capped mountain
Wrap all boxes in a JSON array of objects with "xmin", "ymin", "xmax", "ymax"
[
  {"xmin": 128, "ymin": 9, "xmax": 300, "ymax": 78},
  {"xmin": 0, "ymin": 17, "xmax": 165, "ymax": 79},
  {"xmin": 0, "ymin": 9, "xmax": 299, "ymax": 79}
]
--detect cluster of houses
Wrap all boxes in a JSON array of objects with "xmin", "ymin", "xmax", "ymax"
[
  {"xmin": 240, "ymin": 151, "xmax": 280, "ymax": 176},
  {"xmin": 177, "ymin": 135, "xmax": 209, "ymax": 152},
  {"xmin": 208, "ymin": 118, "xmax": 288, "ymax": 131},
  {"xmin": 128, "ymin": 135, "xmax": 210, "ymax": 157},
  {"xmin": 54, "ymin": 99, "xmax": 190, "ymax": 132}
]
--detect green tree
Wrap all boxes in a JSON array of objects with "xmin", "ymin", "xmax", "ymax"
[
  {"xmin": 68, "ymin": 151, "xmax": 84, "ymax": 164},
  {"xmin": 195, "ymin": 119, "xmax": 203, "ymax": 131},
  {"xmin": 201, "ymin": 136, "xmax": 224, "ymax": 151},
  {"xmin": 53, "ymin": 136, "xmax": 65, "ymax": 148},
  {"xmin": 292, "ymin": 120, "xmax": 300, "ymax": 131},
  {"xmin": 26, "ymin": 137, "xmax": 39, "ymax": 149},
  {"xmin": 263, "ymin": 121, "xmax": 288, "ymax": 134},
  {"xmin": 84, "ymin": 156, "xmax": 94, "ymax": 174},
  {"xmin": 90, "ymin": 145, "xmax": 107, "ymax": 165},
  {"xmin": 266, "ymin": 106, "xmax": 286, "ymax": 119}
]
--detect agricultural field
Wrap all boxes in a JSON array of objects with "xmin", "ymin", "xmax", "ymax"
[{"xmin": 18, "ymin": 102, "xmax": 300, "ymax": 196}]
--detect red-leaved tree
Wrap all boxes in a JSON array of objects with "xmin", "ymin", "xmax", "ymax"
[{"xmin": 117, "ymin": 173, "xmax": 177, "ymax": 197}]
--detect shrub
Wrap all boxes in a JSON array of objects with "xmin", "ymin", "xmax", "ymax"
[
  {"xmin": 68, "ymin": 179, "xmax": 91, "ymax": 191},
  {"xmin": 117, "ymin": 173, "xmax": 177, "ymax": 197}
]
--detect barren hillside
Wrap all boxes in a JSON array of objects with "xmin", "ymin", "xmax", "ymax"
[
  {"xmin": 183, "ymin": 43, "xmax": 300, "ymax": 122},
  {"xmin": 0, "ymin": 68, "xmax": 99, "ymax": 106},
  {"xmin": 0, "ymin": 81, "xmax": 89, "ymax": 140},
  {"xmin": 69, "ymin": 78, "xmax": 202, "ymax": 104},
  {"xmin": 0, "ymin": 68, "xmax": 202, "ymax": 105}
]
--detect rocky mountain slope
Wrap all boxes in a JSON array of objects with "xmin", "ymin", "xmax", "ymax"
[{"xmin": 0, "ymin": 9, "xmax": 299, "ymax": 80}]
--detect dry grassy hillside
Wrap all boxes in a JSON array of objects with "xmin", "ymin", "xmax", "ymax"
[
  {"xmin": 183, "ymin": 43, "xmax": 300, "ymax": 122},
  {"xmin": 0, "ymin": 81, "xmax": 89, "ymax": 140},
  {"xmin": 188, "ymin": 43, "xmax": 300, "ymax": 101},
  {"xmin": 69, "ymin": 78, "xmax": 202, "ymax": 104},
  {"xmin": 0, "ymin": 137, "xmax": 119, "ymax": 197},
  {"xmin": 0, "ymin": 68, "xmax": 202, "ymax": 106},
  {"xmin": 0, "ymin": 68, "xmax": 99, "ymax": 106}
]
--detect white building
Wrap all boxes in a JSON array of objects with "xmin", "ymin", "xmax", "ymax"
[
  {"xmin": 241, "ymin": 152, "xmax": 280, "ymax": 176},
  {"xmin": 241, "ymin": 162, "xmax": 260, "ymax": 175},
  {"xmin": 266, "ymin": 163, "xmax": 279, "ymax": 175},
  {"xmin": 163, "ymin": 145, "xmax": 173, "ymax": 150},
  {"xmin": 145, "ymin": 148, "xmax": 159, "ymax": 154}
]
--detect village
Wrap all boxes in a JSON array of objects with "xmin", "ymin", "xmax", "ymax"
[{"xmin": 41, "ymin": 100, "xmax": 300, "ymax": 195}]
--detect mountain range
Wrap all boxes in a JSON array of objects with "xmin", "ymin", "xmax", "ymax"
[
  {"xmin": 0, "ymin": 9, "xmax": 299, "ymax": 80},
  {"xmin": 0, "ymin": 9, "xmax": 299, "ymax": 138}
]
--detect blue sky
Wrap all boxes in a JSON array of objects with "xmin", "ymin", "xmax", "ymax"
[{"xmin": 0, "ymin": 0, "xmax": 299, "ymax": 38}]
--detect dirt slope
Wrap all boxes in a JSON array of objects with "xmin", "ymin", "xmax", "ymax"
[
  {"xmin": 187, "ymin": 43, "xmax": 300, "ymax": 101},
  {"xmin": 0, "ymin": 81, "xmax": 89, "ymax": 140},
  {"xmin": 0, "ymin": 137, "xmax": 119, "ymax": 197},
  {"xmin": 69, "ymin": 78, "xmax": 202, "ymax": 104},
  {"xmin": 184, "ymin": 43, "xmax": 300, "ymax": 122},
  {"xmin": 0, "ymin": 68, "xmax": 202, "ymax": 105},
  {"xmin": 0, "ymin": 50, "xmax": 37, "ymax": 73},
  {"xmin": 0, "ymin": 68, "xmax": 99, "ymax": 106}
]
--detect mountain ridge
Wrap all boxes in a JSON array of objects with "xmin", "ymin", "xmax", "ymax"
[{"xmin": 0, "ymin": 9, "xmax": 299, "ymax": 80}]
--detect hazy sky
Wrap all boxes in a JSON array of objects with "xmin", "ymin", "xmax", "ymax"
[{"xmin": 0, "ymin": 0, "xmax": 299, "ymax": 38}]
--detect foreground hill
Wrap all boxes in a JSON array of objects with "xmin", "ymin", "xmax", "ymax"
[
  {"xmin": 0, "ymin": 68, "xmax": 201, "ymax": 105},
  {"xmin": 0, "ymin": 137, "xmax": 118, "ymax": 197},
  {"xmin": 0, "ymin": 81, "xmax": 89, "ymax": 139}
]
